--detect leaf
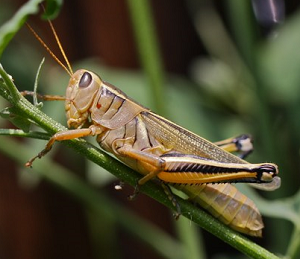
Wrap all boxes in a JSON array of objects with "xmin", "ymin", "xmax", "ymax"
[
  {"xmin": 0, "ymin": 107, "xmax": 10, "ymax": 119},
  {"xmin": 41, "ymin": 0, "xmax": 63, "ymax": 20},
  {"xmin": 0, "ymin": 0, "xmax": 44, "ymax": 57},
  {"xmin": 32, "ymin": 57, "xmax": 45, "ymax": 108},
  {"xmin": 0, "ymin": 107, "xmax": 31, "ymax": 132},
  {"xmin": 259, "ymin": 9, "xmax": 300, "ymax": 102}
]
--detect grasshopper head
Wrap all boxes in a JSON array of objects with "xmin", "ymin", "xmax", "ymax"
[{"xmin": 65, "ymin": 69, "xmax": 102, "ymax": 128}]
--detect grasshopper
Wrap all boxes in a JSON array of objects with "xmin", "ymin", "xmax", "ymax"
[{"xmin": 24, "ymin": 21, "xmax": 280, "ymax": 237}]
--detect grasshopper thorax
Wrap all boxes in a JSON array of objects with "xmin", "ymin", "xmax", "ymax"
[{"xmin": 65, "ymin": 69, "xmax": 102, "ymax": 129}]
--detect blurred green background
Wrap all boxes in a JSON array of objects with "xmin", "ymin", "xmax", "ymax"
[{"xmin": 1, "ymin": 0, "xmax": 300, "ymax": 258}]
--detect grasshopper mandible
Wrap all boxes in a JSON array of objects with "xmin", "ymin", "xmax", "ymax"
[{"xmin": 24, "ymin": 21, "xmax": 280, "ymax": 237}]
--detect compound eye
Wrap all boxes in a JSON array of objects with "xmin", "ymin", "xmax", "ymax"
[{"xmin": 79, "ymin": 72, "xmax": 92, "ymax": 88}]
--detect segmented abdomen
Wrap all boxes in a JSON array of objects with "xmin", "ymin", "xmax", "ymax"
[{"xmin": 177, "ymin": 183, "xmax": 263, "ymax": 236}]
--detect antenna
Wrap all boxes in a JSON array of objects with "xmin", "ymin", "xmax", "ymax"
[{"xmin": 26, "ymin": 21, "xmax": 73, "ymax": 77}]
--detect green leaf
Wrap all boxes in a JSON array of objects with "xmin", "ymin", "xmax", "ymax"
[
  {"xmin": 0, "ymin": 0, "xmax": 45, "ymax": 57},
  {"xmin": 0, "ymin": 107, "xmax": 31, "ymax": 132},
  {"xmin": 259, "ymin": 9, "xmax": 300, "ymax": 102},
  {"xmin": 0, "ymin": 107, "xmax": 10, "ymax": 119},
  {"xmin": 32, "ymin": 57, "xmax": 45, "ymax": 108},
  {"xmin": 41, "ymin": 0, "xmax": 63, "ymax": 20}
]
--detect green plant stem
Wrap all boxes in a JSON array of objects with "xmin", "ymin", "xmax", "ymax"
[
  {"xmin": 226, "ymin": 1, "xmax": 276, "ymax": 161},
  {"xmin": 0, "ymin": 137, "xmax": 185, "ymax": 259},
  {"xmin": 126, "ymin": 0, "xmax": 166, "ymax": 115},
  {"xmin": 286, "ymin": 227, "xmax": 300, "ymax": 259},
  {"xmin": 0, "ymin": 66, "xmax": 280, "ymax": 259},
  {"xmin": 0, "ymin": 129, "xmax": 49, "ymax": 139},
  {"xmin": 226, "ymin": 2, "xmax": 287, "ymax": 253}
]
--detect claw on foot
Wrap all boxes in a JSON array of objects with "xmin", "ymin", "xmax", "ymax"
[
  {"xmin": 25, "ymin": 155, "xmax": 40, "ymax": 167},
  {"xmin": 128, "ymin": 181, "xmax": 140, "ymax": 201},
  {"xmin": 161, "ymin": 183, "xmax": 182, "ymax": 219}
]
